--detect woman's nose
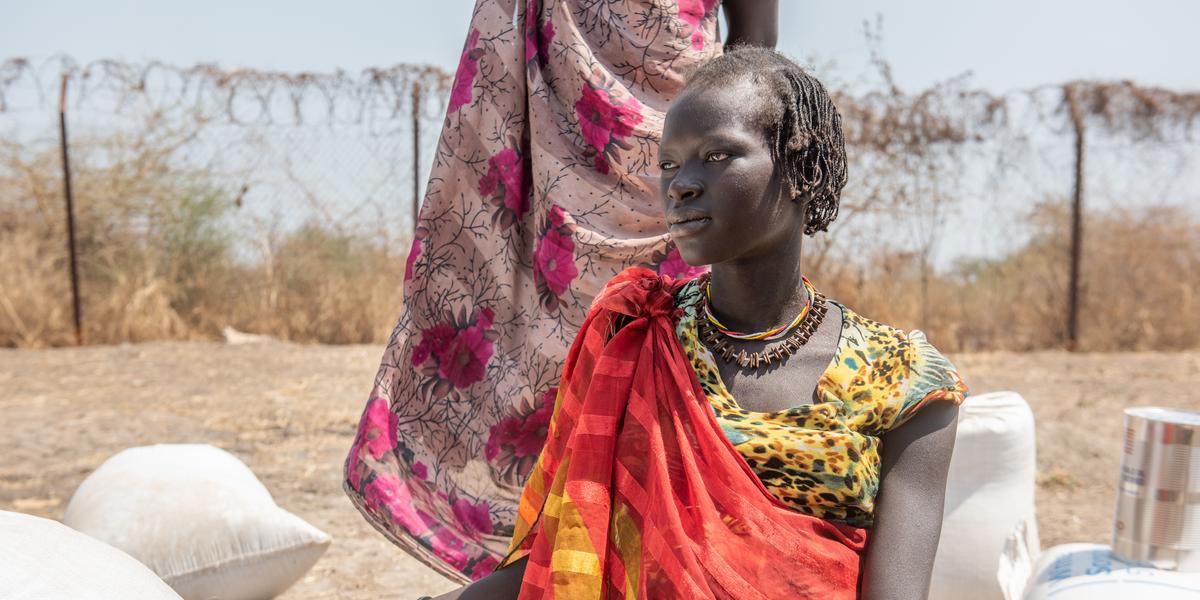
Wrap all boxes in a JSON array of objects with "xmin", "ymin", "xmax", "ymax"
[{"xmin": 668, "ymin": 178, "xmax": 702, "ymax": 202}]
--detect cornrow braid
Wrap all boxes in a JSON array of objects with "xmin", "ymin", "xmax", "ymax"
[{"xmin": 683, "ymin": 47, "xmax": 847, "ymax": 235}]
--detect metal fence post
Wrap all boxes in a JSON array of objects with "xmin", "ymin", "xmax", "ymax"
[
  {"xmin": 1066, "ymin": 84, "xmax": 1086, "ymax": 352},
  {"xmin": 411, "ymin": 81, "xmax": 421, "ymax": 236},
  {"xmin": 58, "ymin": 72, "xmax": 83, "ymax": 345}
]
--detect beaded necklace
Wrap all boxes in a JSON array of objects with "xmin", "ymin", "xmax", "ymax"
[
  {"xmin": 697, "ymin": 274, "xmax": 828, "ymax": 370},
  {"xmin": 703, "ymin": 276, "xmax": 816, "ymax": 341}
]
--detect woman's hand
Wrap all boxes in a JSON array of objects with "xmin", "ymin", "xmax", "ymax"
[
  {"xmin": 723, "ymin": 0, "xmax": 779, "ymax": 49},
  {"xmin": 861, "ymin": 401, "xmax": 960, "ymax": 600}
]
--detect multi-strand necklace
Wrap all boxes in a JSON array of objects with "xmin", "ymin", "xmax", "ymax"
[{"xmin": 696, "ymin": 273, "xmax": 828, "ymax": 370}]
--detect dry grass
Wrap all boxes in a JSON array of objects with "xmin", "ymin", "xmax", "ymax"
[
  {"xmin": 817, "ymin": 201, "xmax": 1200, "ymax": 352},
  {"xmin": 0, "ymin": 129, "xmax": 406, "ymax": 348}
]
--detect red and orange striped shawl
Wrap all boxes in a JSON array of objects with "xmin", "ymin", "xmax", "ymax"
[{"xmin": 500, "ymin": 267, "xmax": 867, "ymax": 599}]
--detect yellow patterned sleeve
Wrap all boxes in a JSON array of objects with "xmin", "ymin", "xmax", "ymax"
[{"xmin": 889, "ymin": 330, "xmax": 968, "ymax": 431}]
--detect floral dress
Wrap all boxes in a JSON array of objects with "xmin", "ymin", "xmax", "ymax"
[
  {"xmin": 674, "ymin": 279, "xmax": 969, "ymax": 528},
  {"xmin": 344, "ymin": 0, "xmax": 722, "ymax": 583}
]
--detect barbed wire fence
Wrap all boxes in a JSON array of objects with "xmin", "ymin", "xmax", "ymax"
[
  {"xmin": 0, "ymin": 56, "xmax": 451, "ymax": 346},
  {"xmin": 1, "ymin": 55, "xmax": 451, "ymax": 227},
  {"xmin": 1, "ymin": 54, "xmax": 1198, "ymax": 350},
  {"xmin": 819, "ymin": 55, "xmax": 1200, "ymax": 351}
]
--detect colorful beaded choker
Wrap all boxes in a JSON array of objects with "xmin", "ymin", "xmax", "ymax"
[{"xmin": 702, "ymin": 276, "xmax": 816, "ymax": 341}]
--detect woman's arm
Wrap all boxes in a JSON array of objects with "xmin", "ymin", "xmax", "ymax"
[
  {"xmin": 430, "ymin": 556, "xmax": 528, "ymax": 600},
  {"xmin": 861, "ymin": 401, "xmax": 959, "ymax": 600},
  {"xmin": 722, "ymin": 0, "xmax": 779, "ymax": 48}
]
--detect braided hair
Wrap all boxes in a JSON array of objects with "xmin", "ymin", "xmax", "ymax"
[{"xmin": 683, "ymin": 47, "xmax": 847, "ymax": 235}]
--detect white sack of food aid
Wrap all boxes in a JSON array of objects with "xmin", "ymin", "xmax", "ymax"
[
  {"xmin": 929, "ymin": 390, "xmax": 1041, "ymax": 600},
  {"xmin": 1022, "ymin": 543, "xmax": 1200, "ymax": 599},
  {"xmin": 0, "ymin": 510, "xmax": 183, "ymax": 600},
  {"xmin": 64, "ymin": 444, "xmax": 331, "ymax": 600}
]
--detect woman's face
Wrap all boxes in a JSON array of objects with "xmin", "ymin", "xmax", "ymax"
[{"xmin": 658, "ymin": 78, "xmax": 806, "ymax": 267}]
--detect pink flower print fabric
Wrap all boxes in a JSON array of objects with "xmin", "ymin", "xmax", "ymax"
[
  {"xmin": 678, "ymin": 0, "xmax": 720, "ymax": 50},
  {"xmin": 480, "ymin": 146, "xmax": 530, "ymax": 229},
  {"xmin": 485, "ymin": 386, "xmax": 556, "ymax": 486},
  {"xmin": 448, "ymin": 29, "xmax": 482, "ymax": 113},
  {"xmin": 411, "ymin": 307, "xmax": 498, "ymax": 398},
  {"xmin": 650, "ymin": 242, "xmax": 708, "ymax": 279},
  {"xmin": 344, "ymin": 0, "xmax": 721, "ymax": 583},
  {"xmin": 524, "ymin": 0, "xmax": 555, "ymax": 66},
  {"xmin": 575, "ymin": 81, "xmax": 644, "ymax": 174},
  {"xmin": 533, "ymin": 205, "xmax": 579, "ymax": 310}
]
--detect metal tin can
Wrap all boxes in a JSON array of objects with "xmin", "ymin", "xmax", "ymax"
[{"xmin": 1112, "ymin": 407, "xmax": 1200, "ymax": 571}]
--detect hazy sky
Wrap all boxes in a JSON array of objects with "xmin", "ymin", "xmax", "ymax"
[{"xmin": 4, "ymin": 0, "xmax": 1199, "ymax": 93}]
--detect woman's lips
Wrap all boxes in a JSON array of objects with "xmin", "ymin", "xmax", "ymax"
[{"xmin": 667, "ymin": 216, "xmax": 711, "ymax": 238}]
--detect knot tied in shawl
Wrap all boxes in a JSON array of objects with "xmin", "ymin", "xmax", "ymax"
[
  {"xmin": 591, "ymin": 267, "xmax": 682, "ymax": 320},
  {"xmin": 503, "ymin": 267, "xmax": 868, "ymax": 599}
]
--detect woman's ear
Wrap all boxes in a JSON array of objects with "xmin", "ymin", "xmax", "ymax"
[
  {"xmin": 789, "ymin": 187, "xmax": 814, "ymax": 205},
  {"xmin": 789, "ymin": 189, "xmax": 814, "ymax": 235}
]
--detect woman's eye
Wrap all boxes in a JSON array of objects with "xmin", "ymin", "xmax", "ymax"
[
  {"xmin": 706, "ymin": 152, "xmax": 730, "ymax": 162},
  {"xmin": 659, "ymin": 160, "xmax": 678, "ymax": 170}
]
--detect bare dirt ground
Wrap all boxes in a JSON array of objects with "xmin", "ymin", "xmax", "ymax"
[{"xmin": 2, "ymin": 342, "xmax": 1197, "ymax": 598}]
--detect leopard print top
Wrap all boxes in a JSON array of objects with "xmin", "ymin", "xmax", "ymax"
[{"xmin": 673, "ymin": 279, "xmax": 967, "ymax": 528}]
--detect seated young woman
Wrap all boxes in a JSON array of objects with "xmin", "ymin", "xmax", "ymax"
[{"xmin": 431, "ymin": 47, "xmax": 968, "ymax": 600}]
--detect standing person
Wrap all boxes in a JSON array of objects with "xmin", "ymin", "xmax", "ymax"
[{"xmin": 345, "ymin": 0, "xmax": 779, "ymax": 583}]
